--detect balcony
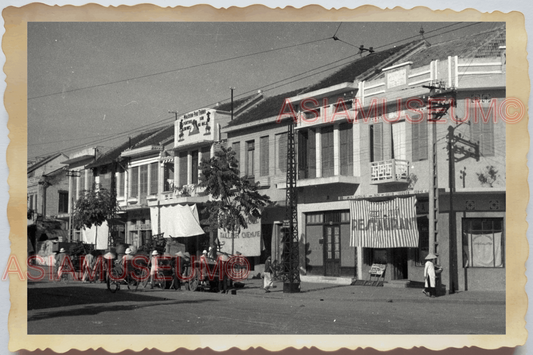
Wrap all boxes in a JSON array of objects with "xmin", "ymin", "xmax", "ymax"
[{"xmin": 370, "ymin": 159, "xmax": 409, "ymax": 184}]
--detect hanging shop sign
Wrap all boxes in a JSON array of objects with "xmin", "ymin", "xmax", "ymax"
[{"xmin": 350, "ymin": 196, "xmax": 419, "ymax": 248}]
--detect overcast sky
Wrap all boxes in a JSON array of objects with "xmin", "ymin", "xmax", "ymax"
[{"xmin": 27, "ymin": 21, "xmax": 500, "ymax": 159}]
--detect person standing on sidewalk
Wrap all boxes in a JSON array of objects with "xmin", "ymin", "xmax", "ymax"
[
  {"xmin": 263, "ymin": 256, "xmax": 273, "ymax": 293},
  {"xmin": 423, "ymin": 253, "xmax": 438, "ymax": 298}
]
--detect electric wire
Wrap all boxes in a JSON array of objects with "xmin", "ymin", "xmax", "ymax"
[
  {"xmin": 28, "ymin": 37, "xmax": 331, "ymax": 101},
  {"xmin": 29, "ymin": 23, "xmax": 495, "ymax": 159}
]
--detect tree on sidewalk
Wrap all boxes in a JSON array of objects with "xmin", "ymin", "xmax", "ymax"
[
  {"xmin": 199, "ymin": 145, "xmax": 272, "ymax": 255},
  {"xmin": 72, "ymin": 183, "xmax": 120, "ymax": 246}
]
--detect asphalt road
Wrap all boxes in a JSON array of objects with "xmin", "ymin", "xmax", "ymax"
[{"xmin": 27, "ymin": 279, "xmax": 505, "ymax": 335}]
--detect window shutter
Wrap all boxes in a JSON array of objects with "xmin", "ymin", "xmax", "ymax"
[
  {"xmin": 340, "ymin": 123, "xmax": 353, "ymax": 175},
  {"xmin": 150, "ymin": 162, "xmax": 158, "ymax": 195},
  {"xmin": 232, "ymin": 142, "xmax": 241, "ymax": 167},
  {"xmin": 321, "ymin": 126, "xmax": 334, "ymax": 177},
  {"xmin": 191, "ymin": 150, "xmax": 199, "ymax": 184},
  {"xmin": 140, "ymin": 165, "xmax": 148, "ymax": 197},
  {"xmin": 471, "ymin": 106, "xmax": 494, "ymax": 157},
  {"xmin": 260, "ymin": 136, "xmax": 269, "ymax": 177},
  {"xmin": 411, "ymin": 114, "xmax": 428, "ymax": 162},
  {"xmin": 130, "ymin": 166, "xmax": 139, "ymax": 197},
  {"xmin": 277, "ymin": 133, "xmax": 287, "ymax": 174},
  {"xmin": 373, "ymin": 123, "xmax": 383, "ymax": 162}
]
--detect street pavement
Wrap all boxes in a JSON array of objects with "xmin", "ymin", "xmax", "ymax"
[{"xmin": 27, "ymin": 271, "xmax": 505, "ymax": 335}]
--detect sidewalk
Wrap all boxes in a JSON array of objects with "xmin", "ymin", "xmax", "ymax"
[{"xmin": 235, "ymin": 278, "xmax": 506, "ymax": 305}]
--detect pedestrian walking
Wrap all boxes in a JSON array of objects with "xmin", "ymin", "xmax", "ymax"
[
  {"xmin": 263, "ymin": 256, "xmax": 273, "ymax": 293},
  {"xmin": 55, "ymin": 248, "xmax": 68, "ymax": 281},
  {"xmin": 81, "ymin": 251, "xmax": 95, "ymax": 283},
  {"xmin": 150, "ymin": 250, "xmax": 159, "ymax": 288},
  {"xmin": 423, "ymin": 253, "xmax": 439, "ymax": 298}
]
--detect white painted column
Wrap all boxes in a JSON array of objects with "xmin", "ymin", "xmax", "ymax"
[
  {"xmin": 316, "ymin": 127, "xmax": 322, "ymax": 178},
  {"xmin": 198, "ymin": 150, "xmax": 202, "ymax": 182},
  {"xmin": 333, "ymin": 124, "xmax": 340, "ymax": 176},
  {"xmin": 187, "ymin": 151, "xmax": 192, "ymax": 185},
  {"xmin": 174, "ymin": 155, "xmax": 180, "ymax": 188},
  {"xmin": 68, "ymin": 174, "xmax": 74, "ymax": 214},
  {"xmin": 357, "ymin": 247, "xmax": 363, "ymax": 280}
]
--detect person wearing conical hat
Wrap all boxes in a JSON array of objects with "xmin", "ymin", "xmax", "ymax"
[{"xmin": 423, "ymin": 253, "xmax": 438, "ymax": 298}]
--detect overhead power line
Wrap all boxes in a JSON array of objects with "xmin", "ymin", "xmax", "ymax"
[
  {"xmin": 29, "ymin": 23, "xmax": 492, "ymax": 159},
  {"xmin": 28, "ymin": 37, "xmax": 331, "ymax": 101}
]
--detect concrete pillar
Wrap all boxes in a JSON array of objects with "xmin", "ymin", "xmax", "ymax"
[
  {"xmin": 333, "ymin": 124, "xmax": 340, "ymax": 176},
  {"xmin": 187, "ymin": 151, "xmax": 192, "ymax": 185},
  {"xmin": 316, "ymin": 127, "xmax": 322, "ymax": 178}
]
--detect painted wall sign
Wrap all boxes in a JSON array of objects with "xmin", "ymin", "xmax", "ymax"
[{"xmin": 218, "ymin": 218, "xmax": 261, "ymax": 257}]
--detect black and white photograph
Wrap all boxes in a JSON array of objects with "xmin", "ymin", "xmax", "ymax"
[{"xmin": 9, "ymin": 5, "xmax": 528, "ymax": 352}]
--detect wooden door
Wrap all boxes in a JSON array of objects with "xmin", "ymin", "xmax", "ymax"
[{"xmin": 324, "ymin": 225, "xmax": 341, "ymax": 276}]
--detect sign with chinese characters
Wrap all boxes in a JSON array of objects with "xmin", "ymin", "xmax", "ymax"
[
  {"xmin": 218, "ymin": 218, "xmax": 261, "ymax": 257},
  {"xmin": 176, "ymin": 108, "xmax": 216, "ymax": 146}
]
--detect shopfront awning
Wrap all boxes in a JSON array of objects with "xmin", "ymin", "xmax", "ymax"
[
  {"xmin": 150, "ymin": 204, "xmax": 205, "ymax": 238},
  {"xmin": 350, "ymin": 196, "xmax": 419, "ymax": 248}
]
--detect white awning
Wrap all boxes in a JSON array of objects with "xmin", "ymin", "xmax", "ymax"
[{"xmin": 150, "ymin": 204, "xmax": 204, "ymax": 238}]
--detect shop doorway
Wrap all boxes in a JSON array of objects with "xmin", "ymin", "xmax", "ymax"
[
  {"xmin": 323, "ymin": 225, "xmax": 340, "ymax": 276},
  {"xmin": 391, "ymin": 248, "xmax": 409, "ymax": 280}
]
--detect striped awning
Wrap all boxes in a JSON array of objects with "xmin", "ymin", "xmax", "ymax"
[{"xmin": 350, "ymin": 196, "xmax": 419, "ymax": 248}]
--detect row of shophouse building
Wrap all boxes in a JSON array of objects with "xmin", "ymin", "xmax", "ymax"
[{"xmin": 28, "ymin": 25, "xmax": 506, "ymax": 293}]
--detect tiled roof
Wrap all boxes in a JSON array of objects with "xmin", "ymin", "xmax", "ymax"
[
  {"xmin": 131, "ymin": 124, "xmax": 174, "ymax": 149},
  {"xmin": 27, "ymin": 153, "xmax": 64, "ymax": 174},
  {"xmin": 229, "ymin": 41, "xmax": 420, "ymax": 127},
  {"xmin": 406, "ymin": 25, "xmax": 506, "ymax": 68},
  {"xmin": 215, "ymin": 93, "xmax": 261, "ymax": 112},
  {"xmin": 85, "ymin": 129, "xmax": 160, "ymax": 169},
  {"xmin": 227, "ymin": 88, "xmax": 303, "ymax": 126},
  {"xmin": 300, "ymin": 41, "xmax": 419, "ymax": 94}
]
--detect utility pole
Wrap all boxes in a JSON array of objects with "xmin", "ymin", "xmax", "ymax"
[
  {"xmin": 66, "ymin": 170, "xmax": 80, "ymax": 242},
  {"xmin": 424, "ymin": 80, "xmax": 457, "ymax": 293},
  {"xmin": 283, "ymin": 120, "xmax": 300, "ymax": 293},
  {"xmin": 230, "ymin": 87, "xmax": 235, "ymax": 121},
  {"xmin": 446, "ymin": 124, "xmax": 479, "ymax": 293}
]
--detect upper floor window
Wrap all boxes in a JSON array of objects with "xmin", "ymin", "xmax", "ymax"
[
  {"xmin": 411, "ymin": 112, "xmax": 428, "ymax": 162},
  {"xmin": 58, "ymin": 191, "xmax": 68, "ymax": 214},
  {"xmin": 140, "ymin": 165, "xmax": 148, "ymax": 197},
  {"xmin": 117, "ymin": 170, "xmax": 125, "ymax": 197},
  {"xmin": 298, "ymin": 129, "xmax": 316, "ymax": 179},
  {"xmin": 245, "ymin": 140, "xmax": 255, "ymax": 177},
  {"xmin": 370, "ymin": 123, "xmax": 383, "ymax": 162},
  {"xmin": 163, "ymin": 162, "xmax": 174, "ymax": 192},
  {"xmin": 339, "ymin": 123, "xmax": 353, "ymax": 176},
  {"xmin": 470, "ymin": 106, "xmax": 495, "ymax": 157},
  {"xmin": 260, "ymin": 136, "xmax": 269, "ymax": 177},
  {"xmin": 392, "ymin": 121, "xmax": 406, "ymax": 160},
  {"xmin": 130, "ymin": 166, "xmax": 139, "ymax": 198},
  {"xmin": 321, "ymin": 126, "xmax": 334, "ymax": 177},
  {"xmin": 191, "ymin": 150, "xmax": 199, "ymax": 185},
  {"xmin": 275, "ymin": 133, "xmax": 287, "ymax": 176},
  {"xmin": 149, "ymin": 162, "xmax": 158, "ymax": 195}
]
